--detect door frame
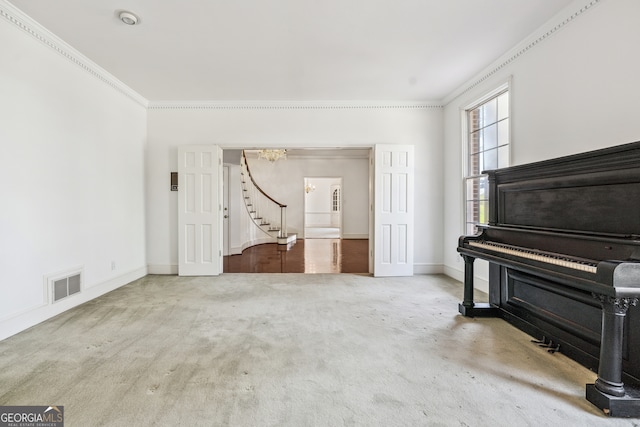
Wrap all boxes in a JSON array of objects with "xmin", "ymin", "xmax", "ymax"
[
  {"xmin": 222, "ymin": 165, "xmax": 230, "ymax": 256},
  {"xmin": 202, "ymin": 145, "xmax": 414, "ymax": 276}
]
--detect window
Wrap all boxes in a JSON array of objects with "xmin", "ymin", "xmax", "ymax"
[
  {"xmin": 464, "ymin": 87, "xmax": 510, "ymax": 235},
  {"xmin": 332, "ymin": 188, "xmax": 341, "ymax": 212}
]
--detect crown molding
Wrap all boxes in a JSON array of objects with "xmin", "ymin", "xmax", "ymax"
[
  {"xmin": 5, "ymin": 0, "xmax": 596, "ymax": 111},
  {"xmin": 0, "ymin": 0, "xmax": 148, "ymax": 108},
  {"xmin": 442, "ymin": 0, "xmax": 602, "ymax": 106},
  {"xmin": 147, "ymin": 100, "xmax": 443, "ymax": 111}
]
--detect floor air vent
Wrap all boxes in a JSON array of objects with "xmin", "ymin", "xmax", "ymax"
[{"xmin": 46, "ymin": 268, "xmax": 82, "ymax": 303}]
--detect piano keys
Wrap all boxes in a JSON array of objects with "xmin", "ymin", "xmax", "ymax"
[
  {"xmin": 457, "ymin": 141, "xmax": 640, "ymax": 417},
  {"xmin": 467, "ymin": 240, "xmax": 598, "ymax": 273}
]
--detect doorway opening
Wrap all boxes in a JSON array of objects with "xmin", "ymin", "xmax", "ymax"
[
  {"xmin": 221, "ymin": 149, "xmax": 368, "ymax": 273},
  {"xmin": 181, "ymin": 145, "xmax": 414, "ymax": 276},
  {"xmin": 304, "ymin": 177, "xmax": 342, "ymax": 239}
]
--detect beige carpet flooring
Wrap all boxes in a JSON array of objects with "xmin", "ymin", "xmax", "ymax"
[{"xmin": 0, "ymin": 274, "xmax": 637, "ymax": 426}]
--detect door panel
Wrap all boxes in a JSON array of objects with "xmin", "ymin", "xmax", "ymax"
[
  {"xmin": 178, "ymin": 145, "xmax": 222, "ymax": 276},
  {"xmin": 373, "ymin": 144, "xmax": 414, "ymax": 276}
]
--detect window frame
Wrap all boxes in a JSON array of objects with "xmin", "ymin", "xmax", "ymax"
[
  {"xmin": 461, "ymin": 80, "xmax": 511, "ymax": 235},
  {"xmin": 332, "ymin": 187, "xmax": 341, "ymax": 212}
]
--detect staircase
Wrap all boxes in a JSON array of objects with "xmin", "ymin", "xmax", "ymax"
[{"xmin": 240, "ymin": 150, "xmax": 296, "ymax": 246}]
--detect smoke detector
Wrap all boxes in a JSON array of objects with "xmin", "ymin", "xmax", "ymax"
[{"xmin": 119, "ymin": 11, "xmax": 139, "ymax": 25}]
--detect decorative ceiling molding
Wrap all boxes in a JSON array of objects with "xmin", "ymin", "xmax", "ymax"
[
  {"xmin": 147, "ymin": 101, "xmax": 442, "ymax": 111},
  {"xmin": 442, "ymin": 0, "xmax": 602, "ymax": 106},
  {"xmin": 3, "ymin": 0, "xmax": 439, "ymax": 112},
  {"xmin": 4, "ymin": 0, "xmax": 597, "ymax": 110},
  {"xmin": 0, "ymin": 0, "xmax": 148, "ymax": 108}
]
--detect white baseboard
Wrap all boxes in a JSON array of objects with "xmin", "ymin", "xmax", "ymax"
[
  {"xmin": 342, "ymin": 233, "xmax": 368, "ymax": 239},
  {"xmin": 241, "ymin": 237, "xmax": 276, "ymax": 251},
  {"xmin": 147, "ymin": 264, "xmax": 178, "ymax": 275},
  {"xmin": 413, "ymin": 263, "xmax": 444, "ymax": 274},
  {"xmin": 0, "ymin": 266, "xmax": 147, "ymax": 342},
  {"xmin": 443, "ymin": 265, "xmax": 464, "ymax": 283},
  {"xmin": 228, "ymin": 246, "xmax": 243, "ymax": 255},
  {"xmin": 443, "ymin": 265, "xmax": 489, "ymax": 294}
]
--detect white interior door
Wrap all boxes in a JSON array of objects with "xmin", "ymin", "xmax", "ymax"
[
  {"xmin": 373, "ymin": 144, "xmax": 414, "ymax": 276},
  {"xmin": 178, "ymin": 145, "xmax": 222, "ymax": 276}
]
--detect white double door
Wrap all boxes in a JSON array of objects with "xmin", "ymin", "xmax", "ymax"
[{"xmin": 178, "ymin": 144, "xmax": 414, "ymax": 277}]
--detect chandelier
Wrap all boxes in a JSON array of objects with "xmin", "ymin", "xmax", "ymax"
[{"xmin": 257, "ymin": 149, "xmax": 287, "ymax": 162}]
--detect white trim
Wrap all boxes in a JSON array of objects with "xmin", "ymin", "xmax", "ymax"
[
  {"xmin": 461, "ymin": 79, "xmax": 511, "ymax": 235},
  {"xmin": 147, "ymin": 264, "xmax": 179, "ymax": 275},
  {"xmin": 0, "ymin": 300, "xmax": 46, "ymax": 324},
  {"xmin": 0, "ymin": 266, "xmax": 147, "ymax": 341},
  {"xmin": 461, "ymin": 80, "xmax": 510, "ymax": 112},
  {"xmin": 44, "ymin": 265, "xmax": 84, "ymax": 304},
  {"xmin": 229, "ymin": 246, "xmax": 243, "ymax": 255},
  {"xmin": 413, "ymin": 263, "xmax": 444, "ymax": 275},
  {"xmin": 459, "ymin": 82, "xmax": 512, "ymax": 189},
  {"xmin": 240, "ymin": 237, "xmax": 278, "ymax": 252},
  {"xmin": 443, "ymin": 0, "xmax": 602, "ymax": 106},
  {"xmin": 0, "ymin": 0, "xmax": 148, "ymax": 107},
  {"xmin": 443, "ymin": 265, "xmax": 489, "ymax": 295},
  {"xmin": 148, "ymin": 100, "xmax": 442, "ymax": 111},
  {"xmin": 342, "ymin": 233, "xmax": 369, "ymax": 239},
  {"xmin": 2, "ymin": 0, "xmax": 599, "ymax": 109}
]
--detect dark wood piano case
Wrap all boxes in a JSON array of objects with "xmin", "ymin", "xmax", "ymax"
[
  {"xmin": 459, "ymin": 141, "xmax": 640, "ymax": 415},
  {"xmin": 491, "ymin": 263, "xmax": 640, "ymax": 385}
]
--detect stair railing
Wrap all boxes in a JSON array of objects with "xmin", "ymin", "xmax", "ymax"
[{"xmin": 240, "ymin": 150, "xmax": 288, "ymax": 239}]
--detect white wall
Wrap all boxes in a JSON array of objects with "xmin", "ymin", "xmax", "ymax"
[
  {"xmin": 443, "ymin": 0, "xmax": 640, "ymax": 289},
  {"xmin": 248, "ymin": 162, "xmax": 355, "ymax": 235},
  {"xmin": 0, "ymin": 10, "xmax": 148, "ymax": 339},
  {"xmin": 146, "ymin": 105, "xmax": 443, "ymax": 274},
  {"xmin": 304, "ymin": 177, "xmax": 342, "ymax": 229}
]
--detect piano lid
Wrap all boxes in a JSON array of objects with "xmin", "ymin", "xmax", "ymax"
[{"xmin": 485, "ymin": 141, "xmax": 640, "ymax": 236}]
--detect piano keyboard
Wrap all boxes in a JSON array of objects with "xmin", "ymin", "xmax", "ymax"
[{"xmin": 468, "ymin": 241, "xmax": 598, "ymax": 273}]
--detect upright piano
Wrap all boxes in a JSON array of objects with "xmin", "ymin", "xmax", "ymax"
[{"xmin": 457, "ymin": 141, "xmax": 640, "ymax": 417}]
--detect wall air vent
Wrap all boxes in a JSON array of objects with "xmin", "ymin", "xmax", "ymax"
[{"xmin": 46, "ymin": 268, "xmax": 83, "ymax": 303}]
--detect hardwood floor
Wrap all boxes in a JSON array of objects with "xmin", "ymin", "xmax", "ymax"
[{"xmin": 223, "ymin": 239, "xmax": 369, "ymax": 273}]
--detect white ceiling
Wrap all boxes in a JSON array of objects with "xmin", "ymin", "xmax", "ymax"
[{"xmin": 8, "ymin": 0, "xmax": 575, "ymax": 102}]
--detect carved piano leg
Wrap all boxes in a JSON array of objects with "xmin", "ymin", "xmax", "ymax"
[
  {"xmin": 458, "ymin": 255, "xmax": 498, "ymax": 317},
  {"xmin": 586, "ymin": 296, "xmax": 640, "ymax": 417}
]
